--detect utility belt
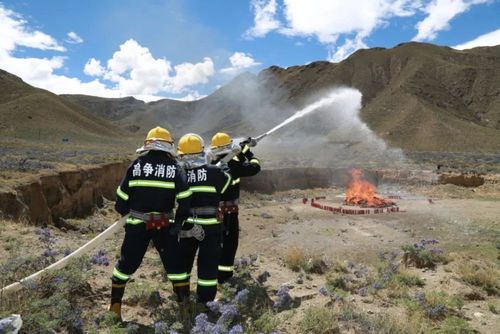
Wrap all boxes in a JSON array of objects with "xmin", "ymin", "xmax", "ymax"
[{"xmin": 129, "ymin": 210, "xmax": 173, "ymax": 231}]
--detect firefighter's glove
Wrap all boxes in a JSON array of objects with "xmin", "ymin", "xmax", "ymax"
[
  {"xmin": 240, "ymin": 137, "xmax": 257, "ymax": 148},
  {"xmin": 241, "ymin": 144, "xmax": 254, "ymax": 160}
]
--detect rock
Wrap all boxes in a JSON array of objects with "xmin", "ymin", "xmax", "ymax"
[
  {"xmin": 272, "ymin": 230, "xmax": 279, "ymax": 237},
  {"xmin": 139, "ymin": 274, "xmax": 146, "ymax": 279},
  {"xmin": 473, "ymin": 312, "xmax": 484, "ymax": 318},
  {"xmin": 261, "ymin": 213, "xmax": 273, "ymax": 219},
  {"xmin": 257, "ymin": 224, "xmax": 265, "ymax": 230}
]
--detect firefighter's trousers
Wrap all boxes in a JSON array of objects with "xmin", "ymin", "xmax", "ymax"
[
  {"xmin": 218, "ymin": 212, "xmax": 239, "ymax": 283},
  {"xmin": 111, "ymin": 223, "xmax": 188, "ymax": 301},
  {"xmin": 179, "ymin": 223, "xmax": 222, "ymax": 303}
]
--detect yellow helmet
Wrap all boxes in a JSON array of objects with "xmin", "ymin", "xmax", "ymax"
[
  {"xmin": 211, "ymin": 132, "xmax": 232, "ymax": 149},
  {"xmin": 145, "ymin": 126, "xmax": 173, "ymax": 143},
  {"xmin": 178, "ymin": 133, "xmax": 205, "ymax": 155}
]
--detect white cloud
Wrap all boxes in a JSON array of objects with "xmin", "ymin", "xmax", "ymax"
[
  {"xmin": 221, "ymin": 52, "xmax": 261, "ymax": 73},
  {"xmin": 244, "ymin": 0, "xmax": 493, "ymax": 61},
  {"xmin": 244, "ymin": 0, "xmax": 281, "ymax": 38},
  {"xmin": 328, "ymin": 36, "xmax": 368, "ymax": 62},
  {"xmin": 0, "ymin": 5, "xmax": 65, "ymax": 52},
  {"xmin": 413, "ymin": 0, "xmax": 492, "ymax": 41},
  {"xmin": 66, "ymin": 31, "xmax": 83, "ymax": 44},
  {"xmin": 0, "ymin": 5, "xmax": 215, "ymax": 101},
  {"xmin": 245, "ymin": 0, "xmax": 421, "ymax": 60},
  {"xmin": 169, "ymin": 57, "xmax": 214, "ymax": 92},
  {"xmin": 89, "ymin": 39, "xmax": 214, "ymax": 95},
  {"xmin": 84, "ymin": 58, "xmax": 105, "ymax": 76},
  {"xmin": 453, "ymin": 28, "xmax": 500, "ymax": 49}
]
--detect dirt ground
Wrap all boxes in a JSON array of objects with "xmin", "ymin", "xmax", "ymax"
[{"xmin": 1, "ymin": 181, "xmax": 499, "ymax": 333}]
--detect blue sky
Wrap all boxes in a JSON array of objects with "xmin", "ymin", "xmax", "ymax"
[{"xmin": 1, "ymin": 0, "xmax": 499, "ymax": 101}]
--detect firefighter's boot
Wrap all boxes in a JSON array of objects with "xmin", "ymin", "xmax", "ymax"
[
  {"xmin": 109, "ymin": 302, "xmax": 122, "ymax": 322},
  {"xmin": 109, "ymin": 279, "xmax": 126, "ymax": 322}
]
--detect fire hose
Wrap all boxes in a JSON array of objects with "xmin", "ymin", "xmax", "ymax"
[{"xmin": 0, "ymin": 215, "xmax": 127, "ymax": 297}]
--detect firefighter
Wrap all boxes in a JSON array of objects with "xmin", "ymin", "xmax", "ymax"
[
  {"xmin": 210, "ymin": 132, "xmax": 261, "ymax": 284},
  {"xmin": 109, "ymin": 126, "xmax": 192, "ymax": 320},
  {"xmin": 176, "ymin": 133, "xmax": 232, "ymax": 304}
]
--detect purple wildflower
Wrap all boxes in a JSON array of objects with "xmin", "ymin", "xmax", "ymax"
[
  {"xmin": 191, "ymin": 313, "xmax": 214, "ymax": 334},
  {"xmin": 238, "ymin": 257, "xmax": 249, "ymax": 268},
  {"xmin": 217, "ymin": 304, "xmax": 238, "ymax": 326},
  {"xmin": 382, "ymin": 273, "xmax": 391, "ymax": 282},
  {"xmin": 426, "ymin": 304, "xmax": 447, "ymax": 319},
  {"xmin": 372, "ymin": 282, "xmax": 383, "ymax": 290},
  {"xmin": 229, "ymin": 324, "xmax": 244, "ymax": 334},
  {"xmin": 415, "ymin": 292, "xmax": 426, "ymax": 306},
  {"xmin": 429, "ymin": 248, "xmax": 443, "ymax": 254},
  {"xmin": 42, "ymin": 249, "xmax": 58, "ymax": 258},
  {"xmin": 273, "ymin": 286, "xmax": 292, "ymax": 311},
  {"xmin": 90, "ymin": 249, "xmax": 109, "ymax": 266},
  {"xmin": 346, "ymin": 261, "xmax": 355, "ymax": 270},
  {"xmin": 378, "ymin": 251, "xmax": 386, "ymax": 261},
  {"xmin": 319, "ymin": 287, "xmax": 329, "ymax": 296},
  {"xmin": 235, "ymin": 289, "xmax": 249, "ymax": 305},
  {"xmin": 154, "ymin": 321, "xmax": 169, "ymax": 334},
  {"xmin": 63, "ymin": 248, "xmax": 72, "ymax": 256},
  {"xmin": 206, "ymin": 300, "xmax": 220, "ymax": 313}
]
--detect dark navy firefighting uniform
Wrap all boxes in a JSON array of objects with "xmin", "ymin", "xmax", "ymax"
[
  {"xmin": 112, "ymin": 150, "xmax": 192, "ymax": 302},
  {"xmin": 178, "ymin": 164, "xmax": 231, "ymax": 303},
  {"xmin": 217, "ymin": 146, "xmax": 261, "ymax": 283}
]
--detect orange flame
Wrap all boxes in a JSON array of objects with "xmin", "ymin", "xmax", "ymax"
[{"xmin": 345, "ymin": 169, "xmax": 394, "ymax": 208}]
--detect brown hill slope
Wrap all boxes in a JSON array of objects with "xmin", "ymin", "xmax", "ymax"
[
  {"xmin": 0, "ymin": 70, "xmax": 125, "ymax": 144},
  {"xmin": 261, "ymin": 42, "xmax": 500, "ymax": 152}
]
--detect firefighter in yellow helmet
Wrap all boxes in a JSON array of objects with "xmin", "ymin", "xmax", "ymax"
[
  {"xmin": 176, "ymin": 133, "xmax": 231, "ymax": 304},
  {"xmin": 210, "ymin": 132, "xmax": 261, "ymax": 283},
  {"xmin": 110, "ymin": 126, "xmax": 192, "ymax": 320}
]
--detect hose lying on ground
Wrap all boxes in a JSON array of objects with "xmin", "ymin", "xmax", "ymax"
[{"xmin": 0, "ymin": 215, "xmax": 127, "ymax": 296}]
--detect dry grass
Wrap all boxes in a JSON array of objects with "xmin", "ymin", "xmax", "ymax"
[
  {"xmin": 282, "ymin": 246, "xmax": 328, "ymax": 274},
  {"xmin": 457, "ymin": 259, "xmax": 500, "ymax": 295}
]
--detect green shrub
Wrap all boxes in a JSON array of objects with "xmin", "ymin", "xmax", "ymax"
[{"xmin": 402, "ymin": 240, "xmax": 448, "ymax": 269}]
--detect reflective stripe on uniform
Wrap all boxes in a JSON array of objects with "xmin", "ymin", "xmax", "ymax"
[
  {"xmin": 250, "ymin": 158, "xmax": 260, "ymax": 165},
  {"xmin": 116, "ymin": 187, "xmax": 129, "ymax": 201},
  {"xmin": 167, "ymin": 272, "xmax": 189, "ymax": 281},
  {"xmin": 221, "ymin": 172, "xmax": 232, "ymax": 194},
  {"xmin": 128, "ymin": 180, "xmax": 175, "ymax": 189},
  {"xmin": 197, "ymin": 278, "xmax": 218, "ymax": 287},
  {"xmin": 232, "ymin": 156, "xmax": 240, "ymax": 162},
  {"xmin": 189, "ymin": 186, "xmax": 216, "ymax": 193},
  {"xmin": 218, "ymin": 265, "xmax": 234, "ymax": 272},
  {"xmin": 113, "ymin": 268, "xmax": 130, "ymax": 281},
  {"xmin": 242, "ymin": 145, "xmax": 250, "ymax": 153},
  {"xmin": 126, "ymin": 217, "xmax": 144, "ymax": 225},
  {"xmin": 186, "ymin": 217, "xmax": 219, "ymax": 225},
  {"xmin": 176, "ymin": 189, "xmax": 192, "ymax": 199},
  {"xmin": 232, "ymin": 178, "xmax": 240, "ymax": 185}
]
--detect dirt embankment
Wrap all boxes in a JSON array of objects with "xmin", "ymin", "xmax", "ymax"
[{"xmin": 0, "ymin": 162, "xmax": 129, "ymax": 226}]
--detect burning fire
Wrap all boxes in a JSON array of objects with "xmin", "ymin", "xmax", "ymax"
[{"xmin": 345, "ymin": 169, "xmax": 395, "ymax": 208}]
